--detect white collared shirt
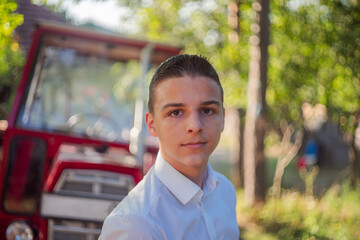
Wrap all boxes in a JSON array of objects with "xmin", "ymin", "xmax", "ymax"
[{"xmin": 99, "ymin": 152, "xmax": 239, "ymax": 240}]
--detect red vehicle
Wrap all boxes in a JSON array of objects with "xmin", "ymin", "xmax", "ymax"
[{"xmin": 0, "ymin": 21, "xmax": 180, "ymax": 239}]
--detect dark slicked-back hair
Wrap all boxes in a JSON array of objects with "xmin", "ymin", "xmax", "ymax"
[{"xmin": 148, "ymin": 54, "xmax": 223, "ymax": 114}]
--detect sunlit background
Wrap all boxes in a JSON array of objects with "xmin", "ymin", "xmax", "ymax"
[{"xmin": 45, "ymin": 0, "xmax": 136, "ymax": 32}]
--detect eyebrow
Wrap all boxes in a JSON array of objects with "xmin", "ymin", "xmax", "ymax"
[
  {"xmin": 202, "ymin": 100, "xmax": 221, "ymax": 107},
  {"xmin": 161, "ymin": 100, "xmax": 221, "ymax": 112},
  {"xmin": 161, "ymin": 103, "xmax": 185, "ymax": 112}
]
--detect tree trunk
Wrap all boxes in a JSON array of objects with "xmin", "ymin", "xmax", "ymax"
[
  {"xmin": 272, "ymin": 125, "xmax": 303, "ymax": 198},
  {"xmin": 349, "ymin": 141, "xmax": 358, "ymax": 188},
  {"xmin": 243, "ymin": 0, "xmax": 270, "ymax": 206},
  {"xmin": 349, "ymin": 114, "xmax": 359, "ymax": 188},
  {"xmin": 230, "ymin": 108, "xmax": 245, "ymax": 187}
]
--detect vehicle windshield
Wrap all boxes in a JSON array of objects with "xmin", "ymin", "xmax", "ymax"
[{"xmin": 17, "ymin": 33, "xmax": 144, "ymax": 143}]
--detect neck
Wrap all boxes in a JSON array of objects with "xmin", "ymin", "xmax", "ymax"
[
  {"xmin": 159, "ymin": 150, "xmax": 208, "ymax": 188},
  {"xmin": 187, "ymin": 169, "xmax": 206, "ymax": 188},
  {"xmin": 171, "ymin": 161, "xmax": 207, "ymax": 188}
]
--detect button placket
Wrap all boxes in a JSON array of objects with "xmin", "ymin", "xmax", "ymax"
[{"xmin": 200, "ymin": 199, "xmax": 217, "ymax": 240}]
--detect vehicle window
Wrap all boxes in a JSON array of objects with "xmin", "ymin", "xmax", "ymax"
[
  {"xmin": 17, "ymin": 34, "xmax": 143, "ymax": 143},
  {"xmin": 2, "ymin": 136, "xmax": 46, "ymax": 214}
]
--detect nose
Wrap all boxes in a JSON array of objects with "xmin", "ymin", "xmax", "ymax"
[{"xmin": 186, "ymin": 112, "xmax": 202, "ymax": 133}]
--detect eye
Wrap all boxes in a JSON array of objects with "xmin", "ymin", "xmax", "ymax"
[
  {"xmin": 169, "ymin": 109, "xmax": 182, "ymax": 117},
  {"xmin": 202, "ymin": 108, "xmax": 214, "ymax": 115}
]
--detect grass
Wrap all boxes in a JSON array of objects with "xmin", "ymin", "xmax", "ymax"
[
  {"xmin": 210, "ymin": 149, "xmax": 360, "ymax": 239},
  {"xmin": 237, "ymin": 179, "xmax": 360, "ymax": 240}
]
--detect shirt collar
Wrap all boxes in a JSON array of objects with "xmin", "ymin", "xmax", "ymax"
[
  {"xmin": 203, "ymin": 163, "xmax": 218, "ymax": 194},
  {"xmin": 154, "ymin": 152, "xmax": 218, "ymax": 205}
]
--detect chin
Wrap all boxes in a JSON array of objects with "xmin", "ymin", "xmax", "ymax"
[{"xmin": 185, "ymin": 156, "xmax": 208, "ymax": 168}]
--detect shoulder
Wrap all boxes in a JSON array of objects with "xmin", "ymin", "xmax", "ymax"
[
  {"xmin": 100, "ymin": 214, "xmax": 161, "ymax": 240},
  {"xmin": 113, "ymin": 167, "xmax": 160, "ymax": 216},
  {"xmin": 213, "ymin": 171, "xmax": 237, "ymax": 202},
  {"xmin": 215, "ymin": 171, "xmax": 236, "ymax": 192},
  {"xmin": 100, "ymin": 168, "xmax": 164, "ymax": 239}
]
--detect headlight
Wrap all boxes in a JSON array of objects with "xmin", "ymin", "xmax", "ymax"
[{"xmin": 6, "ymin": 220, "xmax": 34, "ymax": 240}]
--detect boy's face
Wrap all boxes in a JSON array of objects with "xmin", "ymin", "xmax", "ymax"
[{"xmin": 145, "ymin": 76, "xmax": 225, "ymax": 178}]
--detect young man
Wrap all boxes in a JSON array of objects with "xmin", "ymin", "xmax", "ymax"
[{"xmin": 100, "ymin": 54, "xmax": 239, "ymax": 239}]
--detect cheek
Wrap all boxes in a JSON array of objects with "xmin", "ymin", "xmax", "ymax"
[
  {"xmin": 204, "ymin": 117, "xmax": 224, "ymax": 132},
  {"xmin": 156, "ymin": 120, "xmax": 180, "ymax": 138}
]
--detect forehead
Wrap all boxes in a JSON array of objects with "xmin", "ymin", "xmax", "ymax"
[{"xmin": 153, "ymin": 75, "xmax": 222, "ymax": 106}]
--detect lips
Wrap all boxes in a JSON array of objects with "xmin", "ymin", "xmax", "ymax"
[{"xmin": 181, "ymin": 141, "xmax": 207, "ymax": 148}]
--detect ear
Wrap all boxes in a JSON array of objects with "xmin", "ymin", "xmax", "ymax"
[
  {"xmin": 145, "ymin": 111, "xmax": 158, "ymax": 137},
  {"xmin": 221, "ymin": 107, "xmax": 225, "ymax": 132}
]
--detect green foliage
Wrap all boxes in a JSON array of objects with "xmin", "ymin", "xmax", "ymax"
[
  {"xmin": 268, "ymin": 0, "xmax": 360, "ymax": 132},
  {"xmin": 125, "ymin": 0, "xmax": 253, "ymax": 108},
  {"xmin": 0, "ymin": 0, "xmax": 24, "ymax": 80},
  {"xmin": 0, "ymin": 0, "xmax": 24, "ymax": 117},
  {"xmin": 237, "ymin": 182, "xmax": 360, "ymax": 239}
]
